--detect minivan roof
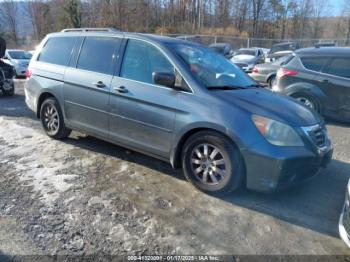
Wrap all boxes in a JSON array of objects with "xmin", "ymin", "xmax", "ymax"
[
  {"xmin": 47, "ymin": 29, "xmax": 199, "ymax": 46},
  {"xmin": 295, "ymin": 47, "xmax": 350, "ymax": 57}
]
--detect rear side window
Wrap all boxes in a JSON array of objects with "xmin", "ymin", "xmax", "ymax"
[
  {"xmin": 77, "ymin": 37, "xmax": 121, "ymax": 75},
  {"xmin": 324, "ymin": 58, "xmax": 350, "ymax": 79},
  {"xmin": 38, "ymin": 37, "xmax": 77, "ymax": 66},
  {"xmin": 300, "ymin": 57, "xmax": 328, "ymax": 72}
]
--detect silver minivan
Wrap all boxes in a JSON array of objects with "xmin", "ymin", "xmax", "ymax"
[{"xmin": 25, "ymin": 28, "xmax": 332, "ymax": 195}]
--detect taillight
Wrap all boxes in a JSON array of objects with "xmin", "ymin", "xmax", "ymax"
[
  {"xmin": 277, "ymin": 68, "xmax": 298, "ymax": 79},
  {"xmin": 25, "ymin": 69, "xmax": 32, "ymax": 79},
  {"xmin": 252, "ymin": 67, "xmax": 259, "ymax": 73}
]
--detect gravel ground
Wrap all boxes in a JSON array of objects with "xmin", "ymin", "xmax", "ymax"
[{"xmin": 0, "ymin": 80, "xmax": 350, "ymax": 258}]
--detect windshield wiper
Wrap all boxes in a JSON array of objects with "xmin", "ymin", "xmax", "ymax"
[
  {"xmin": 207, "ymin": 85, "xmax": 246, "ymax": 90},
  {"xmin": 245, "ymin": 84, "xmax": 265, "ymax": 88}
]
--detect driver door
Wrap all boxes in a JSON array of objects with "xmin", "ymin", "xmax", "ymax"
[{"xmin": 109, "ymin": 39, "xmax": 180, "ymax": 157}]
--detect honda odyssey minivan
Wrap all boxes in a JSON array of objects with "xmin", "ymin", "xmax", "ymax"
[{"xmin": 25, "ymin": 28, "xmax": 333, "ymax": 195}]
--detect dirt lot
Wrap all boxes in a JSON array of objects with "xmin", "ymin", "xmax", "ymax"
[{"xmin": 0, "ymin": 80, "xmax": 350, "ymax": 258}]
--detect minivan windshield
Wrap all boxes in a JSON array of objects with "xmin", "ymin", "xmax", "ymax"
[
  {"xmin": 168, "ymin": 43, "xmax": 256, "ymax": 89},
  {"xmin": 8, "ymin": 51, "xmax": 31, "ymax": 60}
]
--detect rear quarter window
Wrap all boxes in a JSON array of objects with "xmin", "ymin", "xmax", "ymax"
[
  {"xmin": 38, "ymin": 37, "xmax": 77, "ymax": 66},
  {"xmin": 300, "ymin": 57, "xmax": 328, "ymax": 72},
  {"xmin": 324, "ymin": 58, "xmax": 350, "ymax": 79}
]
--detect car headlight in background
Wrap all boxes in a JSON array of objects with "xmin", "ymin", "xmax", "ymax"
[{"xmin": 252, "ymin": 115, "xmax": 304, "ymax": 146}]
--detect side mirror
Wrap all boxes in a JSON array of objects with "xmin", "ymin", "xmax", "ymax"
[{"xmin": 153, "ymin": 72, "xmax": 175, "ymax": 88}]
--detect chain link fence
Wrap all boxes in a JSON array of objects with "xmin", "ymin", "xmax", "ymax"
[{"xmin": 163, "ymin": 34, "xmax": 349, "ymax": 50}]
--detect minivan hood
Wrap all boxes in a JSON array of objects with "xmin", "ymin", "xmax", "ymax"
[{"xmin": 214, "ymin": 88, "xmax": 320, "ymax": 126}]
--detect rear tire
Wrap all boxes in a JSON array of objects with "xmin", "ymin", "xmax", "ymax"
[
  {"xmin": 181, "ymin": 131, "xmax": 245, "ymax": 196},
  {"xmin": 268, "ymin": 75, "xmax": 276, "ymax": 88},
  {"xmin": 291, "ymin": 92, "xmax": 320, "ymax": 113},
  {"xmin": 40, "ymin": 97, "xmax": 71, "ymax": 139},
  {"xmin": 2, "ymin": 82, "xmax": 14, "ymax": 96}
]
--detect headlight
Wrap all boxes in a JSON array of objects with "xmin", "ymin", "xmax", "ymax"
[{"xmin": 252, "ymin": 115, "xmax": 304, "ymax": 146}]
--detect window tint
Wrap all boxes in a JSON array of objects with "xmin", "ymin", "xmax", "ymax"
[
  {"xmin": 300, "ymin": 57, "xmax": 328, "ymax": 71},
  {"xmin": 38, "ymin": 37, "xmax": 77, "ymax": 66},
  {"xmin": 121, "ymin": 39, "xmax": 174, "ymax": 85},
  {"xmin": 325, "ymin": 58, "xmax": 350, "ymax": 78},
  {"xmin": 77, "ymin": 37, "xmax": 121, "ymax": 75}
]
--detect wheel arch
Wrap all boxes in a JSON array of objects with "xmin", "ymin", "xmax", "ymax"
[
  {"xmin": 285, "ymin": 82, "xmax": 327, "ymax": 112},
  {"xmin": 171, "ymin": 126, "xmax": 245, "ymax": 170},
  {"xmin": 36, "ymin": 92, "xmax": 57, "ymax": 118},
  {"xmin": 266, "ymin": 73, "xmax": 276, "ymax": 83}
]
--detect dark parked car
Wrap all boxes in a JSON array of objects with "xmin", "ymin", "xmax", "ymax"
[
  {"xmin": 339, "ymin": 179, "xmax": 350, "ymax": 248},
  {"xmin": 208, "ymin": 43, "xmax": 234, "ymax": 59},
  {"xmin": 231, "ymin": 48, "xmax": 265, "ymax": 73},
  {"xmin": 0, "ymin": 37, "xmax": 15, "ymax": 96},
  {"xmin": 266, "ymin": 42, "xmax": 299, "ymax": 62},
  {"xmin": 273, "ymin": 47, "xmax": 350, "ymax": 122},
  {"xmin": 250, "ymin": 55, "xmax": 293, "ymax": 87},
  {"xmin": 0, "ymin": 61, "xmax": 15, "ymax": 96},
  {"xmin": 25, "ymin": 28, "xmax": 332, "ymax": 195}
]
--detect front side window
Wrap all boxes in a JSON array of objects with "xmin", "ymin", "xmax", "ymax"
[
  {"xmin": 77, "ymin": 37, "xmax": 121, "ymax": 75},
  {"xmin": 121, "ymin": 39, "xmax": 174, "ymax": 85},
  {"xmin": 324, "ymin": 58, "xmax": 350, "ymax": 79},
  {"xmin": 168, "ymin": 43, "xmax": 256, "ymax": 89},
  {"xmin": 38, "ymin": 37, "xmax": 77, "ymax": 66},
  {"xmin": 300, "ymin": 57, "xmax": 328, "ymax": 72}
]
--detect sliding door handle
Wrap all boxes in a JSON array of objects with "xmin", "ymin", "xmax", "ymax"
[
  {"xmin": 113, "ymin": 86, "xmax": 128, "ymax": 93},
  {"xmin": 93, "ymin": 81, "xmax": 106, "ymax": 88}
]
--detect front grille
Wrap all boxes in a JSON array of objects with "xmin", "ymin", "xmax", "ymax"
[{"xmin": 302, "ymin": 125, "xmax": 327, "ymax": 148}]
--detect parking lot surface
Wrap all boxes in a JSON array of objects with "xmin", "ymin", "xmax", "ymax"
[{"xmin": 0, "ymin": 80, "xmax": 350, "ymax": 256}]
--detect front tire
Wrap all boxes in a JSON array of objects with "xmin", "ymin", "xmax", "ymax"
[
  {"xmin": 182, "ymin": 131, "xmax": 245, "ymax": 195},
  {"xmin": 40, "ymin": 97, "xmax": 71, "ymax": 139}
]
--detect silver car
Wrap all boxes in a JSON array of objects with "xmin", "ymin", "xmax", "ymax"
[
  {"xmin": 3, "ymin": 49, "xmax": 31, "ymax": 77},
  {"xmin": 25, "ymin": 28, "xmax": 332, "ymax": 195}
]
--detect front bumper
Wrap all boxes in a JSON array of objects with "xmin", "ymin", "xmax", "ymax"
[
  {"xmin": 339, "ymin": 180, "xmax": 350, "ymax": 248},
  {"xmin": 241, "ymin": 140, "xmax": 333, "ymax": 193}
]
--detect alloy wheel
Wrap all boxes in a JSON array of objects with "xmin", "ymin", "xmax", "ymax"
[
  {"xmin": 190, "ymin": 143, "xmax": 227, "ymax": 185},
  {"xmin": 43, "ymin": 103, "xmax": 60, "ymax": 135},
  {"xmin": 296, "ymin": 96, "xmax": 315, "ymax": 109}
]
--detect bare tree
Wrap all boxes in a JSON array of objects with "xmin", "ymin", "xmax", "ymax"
[
  {"xmin": 252, "ymin": 0, "xmax": 266, "ymax": 37},
  {"xmin": 0, "ymin": 0, "xmax": 18, "ymax": 45}
]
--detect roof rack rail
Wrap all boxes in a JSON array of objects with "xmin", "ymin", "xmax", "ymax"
[{"xmin": 61, "ymin": 28, "xmax": 119, "ymax": 33}]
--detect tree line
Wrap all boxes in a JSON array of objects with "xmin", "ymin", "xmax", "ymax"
[{"xmin": 0, "ymin": 0, "xmax": 350, "ymax": 48}]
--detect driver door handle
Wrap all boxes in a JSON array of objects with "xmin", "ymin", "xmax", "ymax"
[
  {"xmin": 93, "ymin": 81, "xmax": 106, "ymax": 88},
  {"xmin": 113, "ymin": 86, "xmax": 128, "ymax": 93},
  {"xmin": 318, "ymin": 79, "xmax": 330, "ymax": 83}
]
